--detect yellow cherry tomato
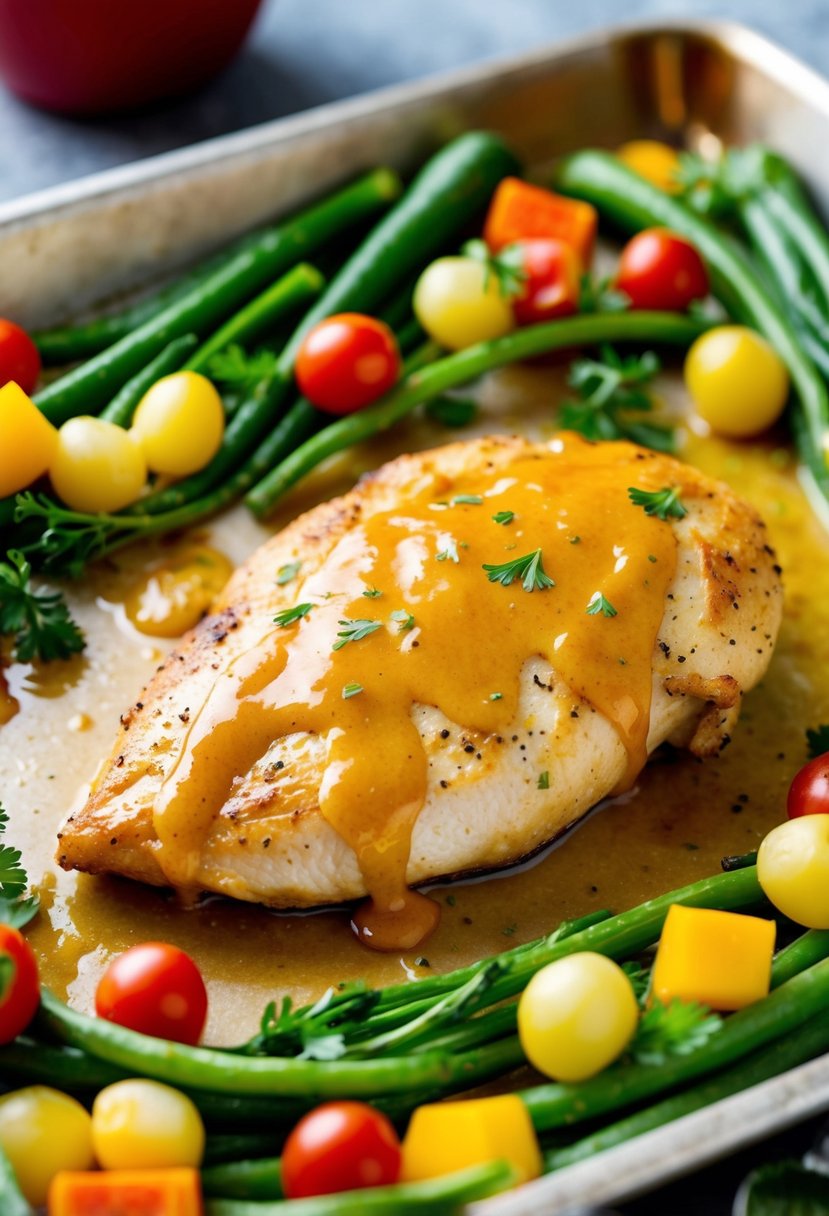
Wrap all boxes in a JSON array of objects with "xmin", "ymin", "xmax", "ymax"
[
  {"xmin": 757, "ymin": 815, "xmax": 829, "ymax": 929},
  {"xmin": 131, "ymin": 371, "xmax": 225, "ymax": 477},
  {"xmin": 617, "ymin": 140, "xmax": 682, "ymax": 193},
  {"xmin": 684, "ymin": 326, "xmax": 789, "ymax": 438},
  {"xmin": 517, "ymin": 952, "xmax": 639, "ymax": 1082},
  {"xmin": 0, "ymin": 1086, "xmax": 94, "ymax": 1205},
  {"xmin": 92, "ymin": 1079, "xmax": 205, "ymax": 1170},
  {"xmin": 413, "ymin": 256, "xmax": 514, "ymax": 351},
  {"xmin": 0, "ymin": 381, "xmax": 58, "ymax": 498},
  {"xmin": 50, "ymin": 417, "xmax": 147, "ymax": 513}
]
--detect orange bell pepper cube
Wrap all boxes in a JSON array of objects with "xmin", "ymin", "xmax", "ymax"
[
  {"xmin": 48, "ymin": 1167, "xmax": 201, "ymax": 1216},
  {"xmin": 651, "ymin": 904, "xmax": 776, "ymax": 1012},
  {"xmin": 483, "ymin": 177, "xmax": 598, "ymax": 266}
]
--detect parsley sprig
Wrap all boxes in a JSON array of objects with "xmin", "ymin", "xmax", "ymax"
[
  {"xmin": 483, "ymin": 548, "xmax": 554, "ymax": 593},
  {"xmin": 628, "ymin": 485, "xmax": 688, "ymax": 521},
  {"xmin": 208, "ymin": 345, "xmax": 279, "ymax": 396},
  {"xmin": 630, "ymin": 998, "xmax": 723, "ymax": 1066},
  {"xmin": 333, "ymin": 618, "xmax": 382, "ymax": 650},
  {"xmin": 0, "ymin": 550, "xmax": 85, "ymax": 664},
  {"xmin": 274, "ymin": 602, "xmax": 313, "ymax": 627},
  {"xmin": 586, "ymin": 592, "xmax": 618, "ymax": 618},
  {"xmin": 560, "ymin": 345, "xmax": 674, "ymax": 452},
  {"xmin": 579, "ymin": 273, "xmax": 631, "ymax": 314},
  {"xmin": 462, "ymin": 239, "xmax": 526, "ymax": 299},
  {"xmin": 0, "ymin": 806, "xmax": 38, "ymax": 929}
]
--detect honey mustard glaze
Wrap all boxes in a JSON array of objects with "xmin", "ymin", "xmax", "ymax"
[{"xmin": 153, "ymin": 436, "xmax": 680, "ymax": 951}]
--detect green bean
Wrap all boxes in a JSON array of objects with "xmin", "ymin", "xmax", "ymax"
[
  {"xmin": 205, "ymin": 1134, "xmax": 282, "ymax": 1167},
  {"xmin": 0, "ymin": 1036, "xmax": 126, "ymax": 1090},
  {"xmin": 186, "ymin": 264, "xmax": 325, "ymax": 374},
  {"xmin": 202, "ymin": 1156, "xmax": 283, "ymax": 1201},
  {"xmin": 544, "ymin": 1007, "xmax": 829, "ymax": 1171},
  {"xmin": 37, "ymin": 990, "xmax": 521, "ymax": 1099},
  {"xmin": 522, "ymin": 955, "xmax": 829, "ymax": 1134},
  {"xmin": 769, "ymin": 928, "xmax": 829, "ymax": 987},
  {"xmin": 554, "ymin": 150, "xmax": 829, "ymax": 504},
  {"xmin": 205, "ymin": 1161, "xmax": 515, "ymax": 1216},
  {"xmin": 0, "ymin": 1143, "xmax": 30, "ymax": 1216},
  {"xmin": 245, "ymin": 309, "xmax": 708, "ymax": 515},
  {"xmin": 98, "ymin": 334, "xmax": 198, "ymax": 426},
  {"xmin": 33, "ymin": 169, "xmax": 401, "ymax": 426}
]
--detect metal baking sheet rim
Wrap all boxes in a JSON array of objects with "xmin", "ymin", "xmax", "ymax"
[{"xmin": 3, "ymin": 16, "xmax": 829, "ymax": 1209}]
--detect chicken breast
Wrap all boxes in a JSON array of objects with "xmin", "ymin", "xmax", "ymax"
[{"xmin": 57, "ymin": 434, "xmax": 782, "ymax": 948}]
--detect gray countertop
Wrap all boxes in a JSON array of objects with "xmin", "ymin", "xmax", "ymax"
[{"xmin": 1, "ymin": 0, "xmax": 827, "ymax": 203}]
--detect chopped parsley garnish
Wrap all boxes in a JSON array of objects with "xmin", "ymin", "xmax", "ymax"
[
  {"xmin": 807, "ymin": 724, "xmax": 829, "ymax": 759},
  {"xmin": 333, "ymin": 618, "xmax": 382, "ymax": 650},
  {"xmin": 273, "ymin": 602, "xmax": 313, "ymax": 627},
  {"xmin": 489, "ymin": 692, "xmax": 503, "ymax": 701},
  {"xmin": 569, "ymin": 535, "xmax": 581, "ymax": 545},
  {"xmin": 462, "ymin": 239, "xmax": 526, "ymax": 299},
  {"xmin": 492, "ymin": 511, "xmax": 514, "ymax": 526},
  {"xmin": 483, "ymin": 548, "xmax": 554, "ymax": 593},
  {"xmin": 362, "ymin": 587, "xmax": 383, "ymax": 599},
  {"xmin": 436, "ymin": 540, "xmax": 460, "ymax": 564},
  {"xmin": 537, "ymin": 771, "xmax": 550, "ymax": 790},
  {"xmin": 426, "ymin": 395, "xmax": 479, "ymax": 428},
  {"xmin": 452, "ymin": 494, "xmax": 483, "ymax": 506},
  {"xmin": 628, "ymin": 485, "xmax": 688, "ymax": 521},
  {"xmin": 586, "ymin": 592, "xmax": 618, "ymax": 618},
  {"xmin": 276, "ymin": 561, "xmax": 302, "ymax": 585},
  {"xmin": 560, "ymin": 345, "xmax": 674, "ymax": 452},
  {"xmin": 630, "ymin": 998, "xmax": 723, "ymax": 1066},
  {"xmin": 390, "ymin": 609, "xmax": 415, "ymax": 633},
  {"xmin": 342, "ymin": 682, "xmax": 363, "ymax": 699},
  {"xmin": 0, "ymin": 549, "xmax": 85, "ymax": 663}
]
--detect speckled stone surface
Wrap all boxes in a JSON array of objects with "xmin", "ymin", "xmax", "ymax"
[
  {"xmin": 1, "ymin": 0, "xmax": 828, "ymax": 203},
  {"xmin": 2, "ymin": 1, "xmax": 828, "ymax": 1210}
]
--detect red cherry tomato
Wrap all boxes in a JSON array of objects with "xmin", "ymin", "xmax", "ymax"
[
  {"xmin": 95, "ymin": 942, "xmax": 207, "ymax": 1045},
  {"xmin": 510, "ymin": 239, "xmax": 582, "ymax": 326},
  {"xmin": 295, "ymin": 314, "xmax": 401, "ymax": 416},
  {"xmin": 788, "ymin": 753, "xmax": 829, "ymax": 819},
  {"xmin": 615, "ymin": 228, "xmax": 709, "ymax": 312},
  {"xmin": 281, "ymin": 1101, "xmax": 402, "ymax": 1199},
  {"xmin": 0, "ymin": 925, "xmax": 40, "ymax": 1044},
  {"xmin": 0, "ymin": 319, "xmax": 41, "ymax": 395}
]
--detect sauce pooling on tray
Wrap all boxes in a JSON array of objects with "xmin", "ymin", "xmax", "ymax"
[{"xmin": 154, "ymin": 436, "xmax": 680, "ymax": 950}]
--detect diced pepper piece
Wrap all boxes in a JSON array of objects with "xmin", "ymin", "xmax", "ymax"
[
  {"xmin": 483, "ymin": 177, "xmax": 598, "ymax": 265},
  {"xmin": 401, "ymin": 1093, "xmax": 541, "ymax": 1185},
  {"xmin": 651, "ymin": 904, "xmax": 775, "ymax": 1012},
  {"xmin": 617, "ymin": 140, "xmax": 682, "ymax": 193},
  {"xmin": 48, "ymin": 1167, "xmax": 201, "ymax": 1216},
  {"xmin": 0, "ymin": 381, "xmax": 58, "ymax": 498}
]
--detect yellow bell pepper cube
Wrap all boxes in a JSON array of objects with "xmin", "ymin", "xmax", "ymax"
[
  {"xmin": 0, "ymin": 381, "xmax": 58, "ymax": 498},
  {"xmin": 402, "ymin": 1093, "xmax": 541, "ymax": 1185},
  {"xmin": 48, "ymin": 1167, "xmax": 201, "ymax": 1216},
  {"xmin": 651, "ymin": 904, "xmax": 775, "ymax": 1011},
  {"xmin": 616, "ymin": 140, "xmax": 682, "ymax": 193}
]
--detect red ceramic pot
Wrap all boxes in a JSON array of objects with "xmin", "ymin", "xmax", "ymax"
[{"xmin": 0, "ymin": 0, "xmax": 264, "ymax": 115}]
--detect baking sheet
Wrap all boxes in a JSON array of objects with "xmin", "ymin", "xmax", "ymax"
[{"xmin": 3, "ymin": 18, "xmax": 829, "ymax": 1211}]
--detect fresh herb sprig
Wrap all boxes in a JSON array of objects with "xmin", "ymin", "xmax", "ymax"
[
  {"xmin": 273, "ymin": 603, "xmax": 313, "ymax": 628},
  {"xmin": 0, "ymin": 550, "xmax": 85, "ymax": 664},
  {"xmin": 586, "ymin": 592, "xmax": 618, "ymax": 618},
  {"xmin": 0, "ymin": 806, "xmax": 38, "ymax": 929},
  {"xmin": 333, "ymin": 618, "xmax": 382, "ymax": 650},
  {"xmin": 483, "ymin": 548, "xmax": 554, "ymax": 593},
  {"xmin": 579, "ymin": 273, "xmax": 631, "ymax": 314},
  {"xmin": 560, "ymin": 345, "xmax": 674, "ymax": 452},
  {"xmin": 462, "ymin": 239, "xmax": 526, "ymax": 298},
  {"xmin": 630, "ymin": 999, "xmax": 723, "ymax": 1066},
  {"xmin": 628, "ymin": 485, "xmax": 688, "ymax": 521},
  {"xmin": 208, "ymin": 345, "xmax": 279, "ymax": 396}
]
